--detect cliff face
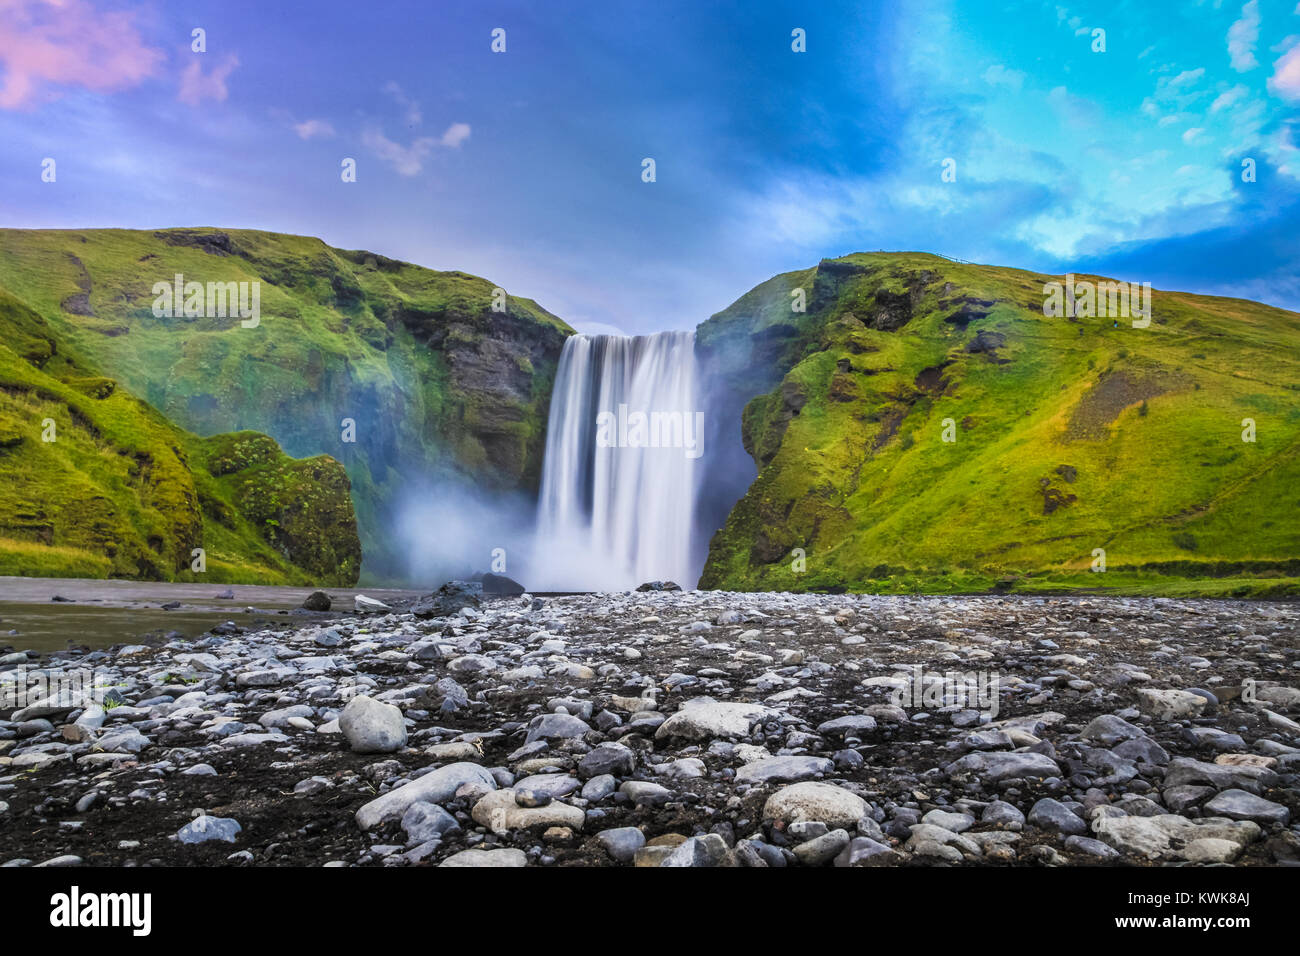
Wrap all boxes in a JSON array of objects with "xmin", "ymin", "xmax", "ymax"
[
  {"xmin": 697, "ymin": 253, "xmax": 1300, "ymax": 597},
  {"xmin": 0, "ymin": 228, "xmax": 573, "ymax": 581},
  {"xmin": 0, "ymin": 286, "xmax": 360, "ymax": 584}
]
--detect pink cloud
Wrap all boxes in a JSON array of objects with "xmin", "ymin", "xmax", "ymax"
[
  {"xmin": 1269, "ymin": 41, "xmax": 1300, "ymax": 102},
  {"xmin": 178, "ymin": 52, "xmax": 238, "ymax": 106},
  {"xmin": 293, "ymin": 118, "xmax": 335, "ymax": 140},
  {"xmin": 0, "ymin": 0, "xmax": 164, "ymax": 109}
]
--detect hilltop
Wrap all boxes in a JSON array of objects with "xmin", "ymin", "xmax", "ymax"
[
  {"xmin": 697, "ymin": 252, "xmax": 1300, "ymax": 596},
  {"xmin": 0, "ymin": 228, "xmax": 573, "ymax": 581}
]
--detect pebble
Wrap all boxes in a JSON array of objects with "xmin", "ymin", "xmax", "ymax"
[
  {"xmin": 177, "ymin": 815, "xmax": 241, "ymax": 845},
  {"xmin": 3, "ymin": 588, "xmax": 1295, "ymax": 870}
]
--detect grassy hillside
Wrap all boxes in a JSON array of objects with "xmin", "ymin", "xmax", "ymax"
[
  {"xmin": 0, "ymin": 286, "xmax": 360, "ymax": 584},
  {"xmin": 698, "ymin": 253, "xmax": 1300, "ymax": 597},
  {"xmin": 0, "ymin": 228, "xmax": 573, "ymax": 581}
]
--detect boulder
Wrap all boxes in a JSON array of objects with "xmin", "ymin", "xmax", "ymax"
[
  {"xmin": 439, "ymin": 848, "xmax": 527, "ymax": 867},
  {"xmin": 301, "ymin": 590, "xmax": 331, "ymax": 611},
  {"xmin": 1091, "ymin": 813, "xmax": 1261, "ymax": 861},
  {"xmin": 353, "ymin": 594, "xmax": 391, "ymax": 613},
  {"xmin": 472, "ymin": 789, "xmax": 585, "ymax": 832},
  {"xmin": 339, "ymin": 695, "xmax": 406, "ymax": 753},
  {"xmin": 356, "ymin": 762, "xmax": 497, "ymax": 830},
  {"xmin": 763, "ymin": 782, "xmax": 868, "ymax": 827},
  {"xmin": 735, "ymin": 755, "xmax": 833, "ymax": 785},
  {"xmin": 412, "ymin": 581, "xmax": 482, "ymax": 619},
  {"xmin": 1137, "ymin": 688, "xmax": 1208, "ymax": 720},
  {"xmin": 480, "ymin": 572, "xmax": 525, "ymax": 595},
  {"xmin": 655, "ymin": 697, "xmax": 775, "ymax": 741}
]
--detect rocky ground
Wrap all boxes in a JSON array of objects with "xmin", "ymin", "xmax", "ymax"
[{"xmin": 1, "ymin": 590, "xmax": 1298, "ymax": 867}]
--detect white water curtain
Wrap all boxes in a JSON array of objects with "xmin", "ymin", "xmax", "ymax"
[{"xmin": 535, "ymin": 331, "xmax": 701, "ymax": 590}]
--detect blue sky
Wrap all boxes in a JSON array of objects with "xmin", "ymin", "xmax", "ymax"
[{"xmin": 1, "ymin": 0, "xmax": 1298, "ymax": 332}]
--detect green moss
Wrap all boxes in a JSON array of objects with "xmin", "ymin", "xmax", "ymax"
[
  {"xmin": 0, "ymin": 227, "xmax": 573, "ymax": 581},
  {"xmin": 0, "ymin": 282, "xmax": 361, "ymax": 585},
  {"xmin": 699, "ymin": 253, "xmax": 1300, "ymax": 597}
]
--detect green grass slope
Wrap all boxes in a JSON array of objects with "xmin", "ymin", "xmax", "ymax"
[
  {"xmin": 698, "ymin": 253, "xmax": 1300, "ymax": 597},
  {"xmin": 0, "ymin": 285, "xmax": 360, "ymax": 584},
  {"xmin": 0, "ymin": 228, "xmax": 573, "ymax": 581}
]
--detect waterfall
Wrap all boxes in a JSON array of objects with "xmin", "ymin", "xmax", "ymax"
[{"xmin": 535, "ymin": 331, "xmax": 703, "ymax": 590}]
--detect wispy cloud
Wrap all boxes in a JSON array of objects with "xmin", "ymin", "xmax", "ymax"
[
  {"xmin": 1210, "ymin": 84, "xmax": 1249, "ymax": 112},
  {"xmin": 982, "ymin": 64, "xmax": 1025, "ymax": 91},
  {"xmin": 0, "ymin": 0, "xmax": 164, "ymax": 109},
  {"xmin": 383, "ymin": 81, "xmax": 422, "ymax": 126},
  {"xmin": 1228, "ymin": 1, "xmax": 1261, "ymax": 72},
  {"xmin": 362, "ymin": 127, "xmax": 435, "ymax": 176},
  {"xmin": 293, "ymin": 118, "xmax": 336, "ymax": 140},
  {"xmin": 363, "ymin": 83, "xmax": 470, "ymax": 173}
]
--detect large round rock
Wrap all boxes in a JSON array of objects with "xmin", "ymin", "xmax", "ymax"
[
  {"xmin": 339, "ymin": 695, "xmax": 407, "ymax": 753},
  {"xmin": 763, "ymin": 782, "xmax": 868, "ymax": 828}
]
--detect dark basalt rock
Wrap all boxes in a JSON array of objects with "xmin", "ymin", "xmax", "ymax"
[
  {"xmin": 480, "ymin": 573, "xmax": 525, "ymax": 595},
  {"xmin": 412, "ymin": 580, "xmax": 483, "ymax": 618},
  {"xmin": 636, "ymin": 581, "xmax": 682, "ymax": 592},
  {"xmin": 301, "ymin": 590, "xmax": 332, "ymax": 612}
]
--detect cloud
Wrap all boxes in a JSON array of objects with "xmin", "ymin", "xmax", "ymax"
[
  {"xmin": 0, "ymin": 0, "xmax": 164, "ymax": 109},
  {"xmin": 1047, "ymin": 85, "xmax": 1101, "ymax": 127},
  {"xmin": 362, "ymin": 123, "xmax": 471, "ymax": 175},
  {"xmin": 1143, "ymin": 68, "xmax": 1210, "ymax": 120},
  {"xmin": 1182, "ymin": 127, "xmax": 1205, "ymax": 144},
  {"xmin": 982, "ymin": 65, "xmax": 1025, "ymax": 91},
  {"xmin": 1166, "ymin": 67, "xmax": 1206, "ymax": 90},
  {"xmin": 362, "ymin": 127, "xmax": 436, "ymax": 176},
  {"xmin": 439, "ymin": 122, "xmax": 471, "ymax": 148},
  {"xmin": 1228, "ymin": 1, "xmax": 1261, "ymax": 71},
  {"xmin": 363, "ymin": 84, "xmax": 469, "ymax": 171},
  {"xmin": 293, "ymin": 118, "xmax": 336, "ymax": 140},
  {"xmin": 178, "ymin": 53, "xmax": 239, "ymax": 106},
  {"xmin": 1210, "ymin": 84, "xmax": 1249, "ymax": 112},
  {"xmin": 383, "ymin": 81, "xmax": 422, "ymax": 126},
  {"xmin": 1268, "ymin": 39, "xmax": 1300, "ymax": 101}
]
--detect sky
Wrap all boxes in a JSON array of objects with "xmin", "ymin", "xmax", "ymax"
[{"xmin": 1, "ymin": 0, "xmax": 1298, "ymax": 333}]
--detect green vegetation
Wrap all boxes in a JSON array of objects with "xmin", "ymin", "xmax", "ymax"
[
  {"xmin": 0, "ymin": 282, "xmax": 360, "ymax": 584},
  {"xmin": 698, "ymin": 253, "xmax": 1300, "ymax": 597},
  {"xmin": 0, "ymin": 228, "xmax": 572, "ymax": 581}
]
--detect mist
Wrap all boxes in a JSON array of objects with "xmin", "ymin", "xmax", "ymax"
[{"xmin": 392, "ymin": 478, "xmax": 540, "ymax": 590}]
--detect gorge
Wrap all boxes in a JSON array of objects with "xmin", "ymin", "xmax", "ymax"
[{"xmin": 0, "ymin": 229, "xmax": 1297, "ymax": 597}]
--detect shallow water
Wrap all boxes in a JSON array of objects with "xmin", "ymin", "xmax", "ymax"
[{"xmin": 0, "ymin": 577, "xmax": 422, "ymax": 653}]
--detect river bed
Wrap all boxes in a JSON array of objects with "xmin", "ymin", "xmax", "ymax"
[{"xmin": 0, "ymin": 577, "xmax": 423, "ymax": 653}]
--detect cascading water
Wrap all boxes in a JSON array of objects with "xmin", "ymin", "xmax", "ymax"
[{"xmin": 534, "ymin": 331, "xmax": 704, "ymax": 590}]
